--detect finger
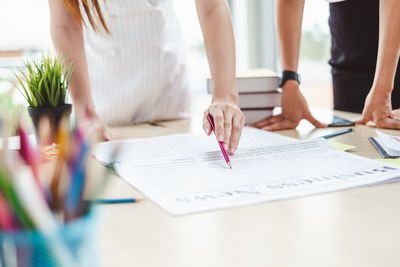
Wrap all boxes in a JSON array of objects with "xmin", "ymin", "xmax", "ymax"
[
  {"xmin": 255, "ymin": 116, "xmax": 285, "ymax": 130},
  {"xmin": 250, "ymin": 117, "xmax": 269, "ymax": 128},
  {"xmin": 202, "ymin": 116, "xmax": 212, "ymax": 136},
  {"xmin": 376, "ymin": 118, "xmax": 400, "ymax": 129},
  {"xmin": 209, "ymin": 107, "xmax": 224, "ymax": 142},
  {"xmin": 251, "ymin": 114, "xmax": 282, "ymax": 128},
  {"xmin": 262, "ymin": 119, "xmax": 297, "ymax": 131},
  {"xmin": 229, "ymin": 113, "xmax": 245, "ymax": 155},
  {"xmin": 355, "ymin": 116, "xmax": 370, "ymax": 125},
  {"xmin": 304, "ymin": 113, "xmax": 327, "ymax": 128},
  {"xmin": 103, "ymin": 126, "xmax": 112, "ymax": 141},
  {"xmin": 223, "ymin": 109, "xmax": 234, "ymax": 150},
  {"xmin": 392, "ymin": 109, "xmax": 400, "ymax": 117},
  {"xmin": 248, "ymin": 119, "xmax": 267, "ymax": 128},
  {"xmin": 260, "ymin": 115, "xmax": 284, "ymax": 127}
]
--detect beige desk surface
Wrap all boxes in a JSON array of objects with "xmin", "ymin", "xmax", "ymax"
[{"xmin": 96, "ymin": 109, "xmax": 400, "ymax": 267}]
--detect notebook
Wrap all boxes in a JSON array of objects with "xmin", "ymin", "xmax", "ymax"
[{"xmin": 369, "ymin": 134, "xmax": 400, "ymax": 159}]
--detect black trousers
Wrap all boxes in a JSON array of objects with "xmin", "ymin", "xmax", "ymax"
[{"xmin": 329, "ymin": 0, "xmax": 400, "ymax": 113}]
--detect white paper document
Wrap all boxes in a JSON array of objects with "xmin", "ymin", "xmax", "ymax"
[
  {"xmin": 93, "ymin": 127, "xmax": 295, "ymax": 165},
  {"xmin": 114, "ymin": 138, "xmax": 400, "ymax": 215},
  {"xmin": 375, "ymin": 130, "xmax": 400, "ymax": 156}
]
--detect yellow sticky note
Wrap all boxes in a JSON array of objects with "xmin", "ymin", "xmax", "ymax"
[
  {"xmin": 375, "ymin": 158, "xmax": 400, "ymax": 167},
  {"xmin": 329, "ymin": 141, "xmax": 356, "ymax": 151}
]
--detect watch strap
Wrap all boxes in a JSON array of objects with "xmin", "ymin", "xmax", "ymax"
[{"xmin": 279, "ymin": 70, "xmax": 301, "ymax": 88}]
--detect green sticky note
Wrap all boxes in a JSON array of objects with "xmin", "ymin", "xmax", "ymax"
[
  {"xmin": 329, "ymin": 141, "xmax": 356, "ymax": 151},
  {"xmin": 375, "ymin": 158, "xmax": 400, "ymax": 167}
]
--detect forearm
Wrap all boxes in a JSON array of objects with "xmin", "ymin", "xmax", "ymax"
[
  {"xmin": 50, "ymin": 27, "xmax": 95, "ymax": 112},
  {"xmin": 372, "ymin": 0, "xmax": 400, "ymax": 93},
  {"xmin": 48, "ymin": 0, "xmax": 96, "ymax": 115},
  {"xmin": 195, "ymin": 0, "xmax": 237, "ymax": 103},
  {"xmin": 276, "ymin": 0, "xmax": 305, "ymax": 72}
]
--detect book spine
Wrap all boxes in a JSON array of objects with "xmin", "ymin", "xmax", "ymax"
[
  {"xmin": 242, "ymin": 109, "xmax": 274, "ymax": 124},
  {"xmin": 207, "ymin": 77, "xmax": 279, "ymax": 94},
  {"xmin": 238, "ymin": 92, "xmax": 281, "ymax": 109}
]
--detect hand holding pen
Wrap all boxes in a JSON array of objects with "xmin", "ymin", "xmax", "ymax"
[{"xmin": 203, "ymin": 103, "xmax": 245, "ymax": 155}]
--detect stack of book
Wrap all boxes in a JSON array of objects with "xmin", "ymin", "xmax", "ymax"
[{"xmin": 207, "ymin": 69, "xmax": 281, "ymax": 124}]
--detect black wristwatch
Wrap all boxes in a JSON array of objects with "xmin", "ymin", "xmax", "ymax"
[{"xmin": 279, "ymin": 70, "xmax": 301, "ymax": 88}]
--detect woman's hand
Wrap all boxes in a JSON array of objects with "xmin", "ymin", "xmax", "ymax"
[
  {"xmin": 356, "ymin": 88, "xmax": 400, "ymax": 129},
  {"xmin": 251, "ymin": 81, "xmax": 326, "ymax": 130},
  {"xmin": 203, "ymin": 99, "xmax": 245, "ymax": 155},
  {"xmin": 82, "ymin": 116, "xmax": 112, "ymax": 142},
  {"xmin": 77, "ymin": 107, "xmax": 112, "ymax": 142},
  {"xmin": 90, "ymin": 117, "xmax": 112, "ymax": 142}
]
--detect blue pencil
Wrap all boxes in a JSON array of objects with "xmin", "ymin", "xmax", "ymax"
[
  {"xmin": 85, "ymin": 198, "xmax": 137, "ymax": 205},
  {"xmin": 320, "ymin": 128, "xmax": 353, "ymax": 139},
  {"xmin": 65, "ymin": 133, "xmax": 89, "ymax": 220}
]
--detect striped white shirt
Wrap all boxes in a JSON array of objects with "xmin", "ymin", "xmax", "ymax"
[{"xmin": 83, "ymin": 0, "xmax": 190, "ymax": 126}]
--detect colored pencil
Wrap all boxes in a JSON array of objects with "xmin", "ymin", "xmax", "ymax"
[
  {"xmin": 320, "ymin": 128, "xmax": 353, "ymax": 139},
  {"xmin": 206, "ymin": 114, "xmax": 232, "ymax": 169},
  {"xmin": 0, "ymin": 116, "xmax": 127, "ymax": 232},
  {"xmin": 18, "ymin": 124, "xmax": 41, "ymax": 189},
  {"xmin": 0, "ymin": 166, "xmax": 34, "ymax": 229},
  {"xmin": 50, "ymin": 117, "xmax": 70, "ymax": 211},
  {"xmin": 0, "ymin": 193, "xmax": 15, "ymax": 231},
  {"xmin": 64, "ymin": 130, "xmax": 89, "ymax": 221},
  {"xmin": 85, "ymin": 198, "xmax": 137, "ymax": 205}
]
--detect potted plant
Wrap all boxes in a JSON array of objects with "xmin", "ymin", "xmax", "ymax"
[{"xmin": 14, "ymin": 53, "xmax": 74, "ymax": 141}]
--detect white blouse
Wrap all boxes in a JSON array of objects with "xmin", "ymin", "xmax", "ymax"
[{"xmin": 83, "ymin": 0, "xmax": 190, "ymax": 126}]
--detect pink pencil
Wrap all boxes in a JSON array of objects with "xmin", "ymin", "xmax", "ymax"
[
  {"xmin": 0, "ymin": 194, "xmax": 15, "ymax": 231},
  {"xmin": 18, "ymin": 125, "xmax": 40, "ymax": 184},
  {"xmin": 206, "ymin": 114, "xmax": 232, "ymax": 169}
]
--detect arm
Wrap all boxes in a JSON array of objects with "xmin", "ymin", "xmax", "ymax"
[
  {"xmin": 356, "ymin": 0, "xmax": 400, "ymax": 128},
  {"xmin": 253, "ymin": 0, "xmax": 325, "ymax": 131},
  {"xmin": 48, "ymin": 0, "xmax": 110, "ymax": 139},
  {"xmin": 196, "ymin": 0, "xmax": 244, "ymax": 155}
]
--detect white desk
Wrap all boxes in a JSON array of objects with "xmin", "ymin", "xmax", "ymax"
[{"xmin": 96, "ymin": 108, "xmax": 400, "ymax": 267}]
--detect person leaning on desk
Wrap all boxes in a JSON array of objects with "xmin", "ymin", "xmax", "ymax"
[
  {"xmin": 48, "ymin": 0, "xmax": 244, "ymax": 155},
  {"xmin": 253, "ymin": 0, "xmax": 400, "ymax": 131}
]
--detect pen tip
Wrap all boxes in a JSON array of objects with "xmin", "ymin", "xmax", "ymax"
[{"xmin": 228, "ymin": 162, "xmax": 232, "ymax": 169}]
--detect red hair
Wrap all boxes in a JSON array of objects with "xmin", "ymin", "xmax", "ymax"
[{"xmin": 62, "ymin": 0, "xmax": 109, "ymax": 33}]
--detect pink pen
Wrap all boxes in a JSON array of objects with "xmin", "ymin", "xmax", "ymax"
[{"xmin": 207, "ymin": 114, "xmax": 232, "ymax": 169}]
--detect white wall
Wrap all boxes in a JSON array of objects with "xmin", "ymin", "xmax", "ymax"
[
  {"xmin": 0, "ymin": 0, "xmax": 51, "ymax": 50},
  {"xmin": 231, "ymin": 0, "xmax": 277, "ymax": 71}
]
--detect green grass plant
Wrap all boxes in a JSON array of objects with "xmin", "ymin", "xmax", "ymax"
[{"xmin": 14, "ymin": 53, "xmax": 73, "ymax": 108}]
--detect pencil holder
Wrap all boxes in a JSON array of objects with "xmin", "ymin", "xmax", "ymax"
[{"xmin": 0, "ymin": 212, "xmax": 99, "ymax": 267}]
